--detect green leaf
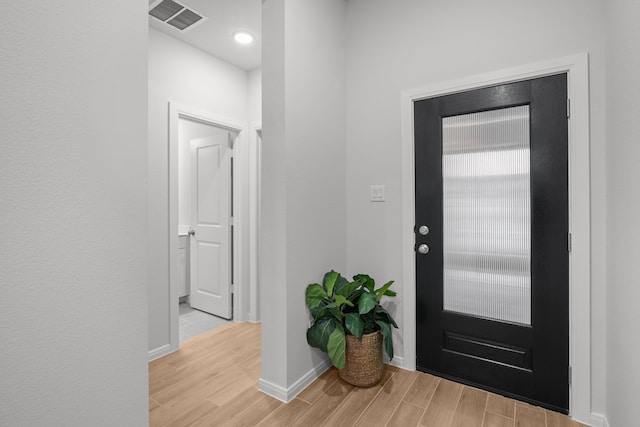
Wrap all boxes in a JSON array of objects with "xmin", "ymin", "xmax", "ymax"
[
  {"xmin": 323, "ymin": 271, "xmax": 340, "ymax": 297},
  {"xmin": 335, "ymin": 280, "xmax": 361, "ymax": 299},
  {"xmin": 333, "ymin": 276, "xmax": 350, "ymax": 296},
  {"xmin": 314, "ymin": 306, "xmax": 327, "ymax": 319},
  {"xmin": 344, "ymin": 313, "xmax": 364, "ymax": 339},
  {"xmin": 374, "ymin": 280, "xmax": 395, "ymax": 302},
  {"xmin": 348, "ymin": 288, "xmax": 364, "ymax": 305},
  {"xmin": 375, "ymin": 306, "xmax": 398, "ymax": 329},
  {"xmin": 327, "ymin": 325, "xmax": 346, "ymax": 369},
  {"xmin": 334, "ymin": 294, "xmax": 354, "ymax": 308},
  {"xmin": 375, "ymin": 320, "xmax": 394, "ymax": 360},
  {"xmin": 329, "ymin": 306, "xmax": 344, "ymax": 322},
  {"xmin": 358, "ymin": 292, "xmax": 377, "ymax": 315},
  {"xmin": 306, "ymin": 316, "xmax": 336, "ymax": 352},
  {"xmin": 306, "ymin": 283, "xmax": 327, "ymax": 311},
  {"xmin": 362, "ymin": 314, "xmax": 377, "ymax": 334},
  {"xmin": 353, "ymin": 274, "xmax": 375, "ymax": 292}
]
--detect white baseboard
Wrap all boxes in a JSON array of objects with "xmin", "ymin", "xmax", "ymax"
[
  {"xmin": 258, "ymin": 359, "xmax": 332, "ymax": 403},
  {"xmin": 387, "ymin": 355, "xmax": 406, "ymax": 370},
  {"xmin": 587, "ymin": 413, "xmax": 609, "ymax": 427},
  {"xmin": 148, "ymin": 344, "xmax": 172, "ymax": 362},
  {"xmin": 258, "ymin": 378, "xmax": 289, "ymax": 403},
  {"xmin": 286, "ymin": 359, "xmax": 332, "ymax": 401}
]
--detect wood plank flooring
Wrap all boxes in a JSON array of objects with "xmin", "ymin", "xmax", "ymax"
[{"xmin": 149, "ymin": 322, "xmax": 586, "ymax": 427}]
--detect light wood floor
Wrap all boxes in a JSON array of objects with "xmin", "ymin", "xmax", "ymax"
[{"xmin": 149, "ymin": 322, "xmax": 586, "ymax": 427}]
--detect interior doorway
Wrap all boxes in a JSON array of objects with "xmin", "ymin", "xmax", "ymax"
[
  {"xmin": 184, "ymin": 126, "xmax": 235, "ymax": 320},
  {"xmin": 168, "ymin": 103, "xmax": 259, "ymax": 353}
]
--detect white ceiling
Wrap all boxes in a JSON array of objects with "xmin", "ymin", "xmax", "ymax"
[{"xmin": 148, "ymin": 0, "xmax": 262, "ymax": 71}]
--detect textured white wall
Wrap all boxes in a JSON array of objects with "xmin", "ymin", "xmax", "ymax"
[
  {"xmin": 261, "ymin": 0, "xmax": 289, "ymax": 389},
  {"xmin": 261, "ymin": 0, "xmax": 347, "ymax": 395},
  {"xmin": 284, "ymin": 0, "xmax": 347, "ymax": 388},
  {"xmin": 0, "ymin": 1, "xmax": 148, "ymax": 425},
  {"xmin": 248, "ymin": 68, "xmax": 263, "ymax": 124},
  {"xmin": 344, "ymin": 0, "xmax": 607, "ymax": 420},
  {"xmin": 148, "ymin": 29, "xmax": 249, "ymax": 352},
  {"xmin": 605, "ymin": 0, "xmax": 640, "ymax": 425}
]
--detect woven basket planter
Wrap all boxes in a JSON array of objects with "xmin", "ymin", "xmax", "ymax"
[{"xmin": 339, "ymin": 331, "xmax": 384, "ymax": 387}]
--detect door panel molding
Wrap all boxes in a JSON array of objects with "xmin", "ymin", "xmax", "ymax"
[
  {"xmin": 443, "ymin": 331, "xmax": 532, "ymax": 370},
  {"xmin": 400, "ymin": 54, "xmax": 591, "ymax": 422}
]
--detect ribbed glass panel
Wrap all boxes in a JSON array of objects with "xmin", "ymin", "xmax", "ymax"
[{"xmin": 442, "ymin": 105, "xmax": 531, "ymax": 325}]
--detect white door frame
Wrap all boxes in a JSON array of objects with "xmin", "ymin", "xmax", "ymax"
[
  {"xmin": 400, "ymin": 54, "xmax": 591, "ymax": 423},
  {"xmin": 248, "ymin": 123, "xmax": 262, "ymax": 322},
  {"xmin": 168, "ymin": 102, "xmax": 247, "ymax": 353}
]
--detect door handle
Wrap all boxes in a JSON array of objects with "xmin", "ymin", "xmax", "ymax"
[
  {"xmin": 417, "ymin": 225, "xmax": 430, "ymax": 235},
  {"xmin": 188, "ymin": 229, "xmax": 195, "ymax": 236},
  {"xmin": 416, "ymin": 244, "xmax": 429, "ymax": 255}
]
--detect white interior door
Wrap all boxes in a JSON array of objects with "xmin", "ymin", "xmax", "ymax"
[{"xmin": 189, "ymin": 133, "xmax": 232, "ymax": 319}]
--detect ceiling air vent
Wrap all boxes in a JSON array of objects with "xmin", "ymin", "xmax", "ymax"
[{"xmin": 149, "ymin": 0, "xmax": 205, "ymax": 32}]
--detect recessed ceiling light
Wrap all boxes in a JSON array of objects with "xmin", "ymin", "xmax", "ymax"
[{"xmin": 233, "ymin": 31, "xmax": 254, "ymax": 45}]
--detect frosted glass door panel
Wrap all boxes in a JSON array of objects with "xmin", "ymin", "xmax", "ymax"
[{"xmin": 442, "ymin": 106, "xmax": 531, "ymax": 325}]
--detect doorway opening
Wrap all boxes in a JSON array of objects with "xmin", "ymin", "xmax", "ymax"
[
  {"xmin": 177, "ymin": 117, "xmax": 235, "ymax": 341},
  {"xmin": 168, "ymin": 103, "xmax": 259, "ymax": 352}
]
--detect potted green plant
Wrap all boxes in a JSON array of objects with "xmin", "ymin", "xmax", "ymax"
[{"xmin": 305, "ymin": 270, "xmax": 398, "ymax": 387}]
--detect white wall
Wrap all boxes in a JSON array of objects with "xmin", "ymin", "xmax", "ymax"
[
  {"xmin": 344, "ymin": 0, "xmax": 607, "ymax": 421},
  {"xmin": 248, "ymin": 68, "xmax": 263, "ymax": 124},
  {"xmin": 0, "ymin": 1, "xmax": 148, "ymax": 425},
  {"xmin": 260, "ymin": 0, "xmax": 288, "ymax": 389},
  {"xmin": 261, "ymin": 0, "xmax": 347, "ymax": 398},
  {"xmin": 605, "ymin": 0, "xmax": 640, "ymax": 425},
  {"xmin": 148, "ymin": 28, "xmax": 249, "ymax": 352}
]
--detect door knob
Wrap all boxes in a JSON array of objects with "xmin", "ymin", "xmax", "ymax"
[
  {"xmin": 188, "ymin": 229, "xmax": 195, "ymax": 236},
  {"xmin": 418, "ymin": 225, "xmax": 430, "ymax": 235},
  {"xmin": 417, "ymin": 244, "xmax": 429, "ymax": 254}
]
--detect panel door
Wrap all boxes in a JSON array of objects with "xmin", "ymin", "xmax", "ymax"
[{"xmin": 189, "ymin": 133, "xmax": 232, "ymax": 319}]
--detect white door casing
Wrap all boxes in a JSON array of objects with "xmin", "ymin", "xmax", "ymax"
[
  {"xmin": 189, "ymin": 134, "xmax": 232, "ymax": 319},
  {"xmin": 248, "ymin": 124, "xmax": 262, "ymax": 322},
  {"xmin": 165, "ymin": 103, "xmax": 247, "ymax": 357}
]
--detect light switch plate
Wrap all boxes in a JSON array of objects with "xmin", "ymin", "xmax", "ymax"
[{"xmin": 370, "ymin": 185, "xmax": 385, "ymax": 202}]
